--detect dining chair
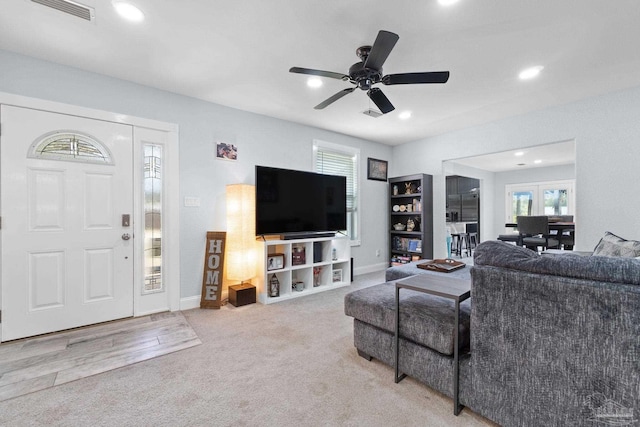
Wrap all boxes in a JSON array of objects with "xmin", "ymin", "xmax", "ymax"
[{"xmin": 517, "ymin": 215, "xmax": 560, "ymax": 252}]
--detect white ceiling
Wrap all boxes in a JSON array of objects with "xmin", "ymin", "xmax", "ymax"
[{"xmin": 2, "ymin": 1, "xmax": 640, "ymax": 146}]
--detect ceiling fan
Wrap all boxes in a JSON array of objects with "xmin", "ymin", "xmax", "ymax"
[{"xmin": 289, "ymin": 30, "xmax": 450, "ymax": 115}]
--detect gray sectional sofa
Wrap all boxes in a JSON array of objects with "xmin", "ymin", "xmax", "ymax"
[{"xmin": 345, "ymin": 240, "xmax": 640, "ymax": 426}]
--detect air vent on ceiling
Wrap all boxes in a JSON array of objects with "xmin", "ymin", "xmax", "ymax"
[
  {"xmin": 362, "ymin": 108, "xmax": 383, "ymax": 118},
  {"xmin": 31, "ymin": 0, "xmax": 95, "ymax": 22}
]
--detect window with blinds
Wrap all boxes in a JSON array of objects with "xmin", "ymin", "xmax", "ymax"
[{"xmin": 314, "ymin": 143, "xmax": 359, "ymax": 243}]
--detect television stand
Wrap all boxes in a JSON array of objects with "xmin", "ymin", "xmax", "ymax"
[
  {"xmin": 257, "ymin": 234, "xmax": 351, "ymax": 304},
  {"xmin": 282, "ymin": 232, "xmax": 336, "ymax": 240}
]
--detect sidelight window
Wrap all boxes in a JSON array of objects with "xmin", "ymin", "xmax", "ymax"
[{"xmin": 144, "ymin": 144, "xmax": 163, "ymax": 292}]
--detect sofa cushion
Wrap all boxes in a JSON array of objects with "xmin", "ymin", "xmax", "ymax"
[
  {"xmin": 593, "ymin": 231, "xmax": 640, "ymax": 258},
  {"xmin": 344, "ymin": 282, "xmax": 470, "ymax": 356},
  {"xmin": 474, "ymin": 240, "xmax": 640, "ymax": 286}
]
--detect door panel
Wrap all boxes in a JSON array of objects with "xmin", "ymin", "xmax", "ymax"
[{"xmin": 1, "ymin": 105, "xmax": 134, "ymax": 341}]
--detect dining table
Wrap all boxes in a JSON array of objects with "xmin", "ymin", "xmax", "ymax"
[{"xmin": 504, "ymin": 221, "xmax": 575, "ymax": 250}]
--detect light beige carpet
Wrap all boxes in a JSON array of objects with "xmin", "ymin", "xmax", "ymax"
[{"xmin": 0, "ymin": 271, "xmax": 496, "ymax": 426}]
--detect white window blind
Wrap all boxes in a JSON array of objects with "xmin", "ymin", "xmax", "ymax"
[{"xmin": 315, "ymin": 148, "xmax": 359, "ymax": 242}]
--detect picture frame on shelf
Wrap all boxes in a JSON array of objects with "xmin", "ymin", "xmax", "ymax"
[
  {"xmin": 332, "ymin": 269, "xmax": 343, "ymax": 283},
  {"xmin": 267, "ymin": 253, "xmax": 285, "ymax": 271},
  {"xmin": 367, "ymin": 158, "xmax": 388, "ymax": 181}
]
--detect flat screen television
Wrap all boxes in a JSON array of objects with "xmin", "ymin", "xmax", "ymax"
[{"xmin": 255, "ymin": 165, "xmax": 347, "ymax": 238}]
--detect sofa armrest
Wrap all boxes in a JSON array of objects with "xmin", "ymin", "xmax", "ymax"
[{"xmin": 468, "ymin": 264, "xmax": 640, "ymax": 426}]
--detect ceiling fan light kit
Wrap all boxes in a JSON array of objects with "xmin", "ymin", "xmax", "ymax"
[{"xmin": 290, "ymin": 30, "xmax": 450, "ymax": 115}]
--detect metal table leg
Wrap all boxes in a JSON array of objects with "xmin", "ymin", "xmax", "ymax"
[
  {"xmin": 394, "ymin": 284, "xmax": 406, "ymax": 383},
  {"xmin": 454, "ymin": 299, "xmax": 463, "ymax": 415}
]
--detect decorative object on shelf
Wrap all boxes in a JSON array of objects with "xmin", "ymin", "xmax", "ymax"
[
  {"xmin": 405, "ymin": 182, "xmax": 412, "ymax": 194},
  {"xmin": 216, "ymin": 141, "xmax": 237, "ymax": 161},
  {"xmin": 269, "ymin": 274, "xmax": 280, "ymax": 297},
  {"xmin": 226, "ymin": 184, "xmax": 258, "ymax": 289},
  {"xmin": 292, "ymin": 281, "xmax": 304, "ymax": 292},
  {"xmin": 393, "ymin": 223, "xmax": 406, "ymax": 231},
  {"xmin": 200, "ymin": 231, "xmax": 227, "ymax": 309},
  {"xmin": 313, "ymin": 267, "xmax": 322, "ymax": 287},
  {"xmin": 292, "ymin": 244, "xmax": 306, "ymax": 266},
  {"xmin": 399, "ymin": 205, "xmax": 406, "ymax": 212},
  {"xmin": 333, "ymin": 269, "xmax": 343, "ymax": 283},
  {"xmin": 393, "ymin": 185, "xmax": 398, "ymax": 195},
  {"xmin": 267, "ymin": 253, "xmax": 285, "ymax": 271},
  {"xmin": 332, "ymin": 248, "xmax": 337, "ymax": 261},
  {"xmin": 406, "ymin": 204, "xmax": 412, "ymax": 212},
  {"xmin": 407, "ymin": 218, "xmax": 415, "ymax": 231},
  {"xmin": 393, "ymin": 204, "xmax": 400, "ymax": 212},
  {"xmin": 367, "ymin": 157, "xmax": 388, "ymax": 181}
]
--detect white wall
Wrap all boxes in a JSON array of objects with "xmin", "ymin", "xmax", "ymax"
[
  {"xmin": 0, "ymin": 50, "xmax": 392, "ymax": 299},
  {"xmin": 393, "ymin": 86, "xmax": 640, "ymax": 255}
]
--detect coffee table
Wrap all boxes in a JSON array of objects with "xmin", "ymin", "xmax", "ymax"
[{"xmin": 394, "ymin": 274, "xmax": 471, "ymax": 415}]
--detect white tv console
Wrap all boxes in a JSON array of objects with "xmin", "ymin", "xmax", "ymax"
[{"xmin": 256, "ymin": 234, "xmax": 351, "ymax": 304}]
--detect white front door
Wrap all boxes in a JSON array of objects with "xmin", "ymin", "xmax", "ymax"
[{"xmin": 1, "ymin": 105, "xmax": 134, "ymax": 341}]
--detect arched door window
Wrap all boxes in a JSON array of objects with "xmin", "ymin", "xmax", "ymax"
[{"xmin": 28, "ymin": 131, "xmax": 113, "ymax": 164}]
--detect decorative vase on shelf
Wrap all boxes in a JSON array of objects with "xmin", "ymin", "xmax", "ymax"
[
  {"xmin": 313, "ymin": 267, "xmax": 321, "ymax": 287},
  {"xmin": 269, "ymin": 274, "xmax": 280, "ymax": 297}
]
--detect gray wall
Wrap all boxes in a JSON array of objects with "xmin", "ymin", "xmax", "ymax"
[
  {"xmin": 0, "ymin": 50, "xmax": 392, "ymax": 299},
  {"xmin": 393, "ymin": 85, "xmax": 640, "ymax": 255}
]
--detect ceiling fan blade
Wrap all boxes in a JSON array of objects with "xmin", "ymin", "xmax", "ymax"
[
  {"xmin": 367, "ymin": 88, "xmax": 395, "ymax": 114},
  {"xmin": 364, "ymin": 30, "xmax": 399, "ymax": 71},
  {"xmin": 314, "ymin": 87, "xmax": 356, "ymax": 110},
  {"xmin": 289, "ymin": 67, "xmax": 349, "ymax": 81},
  {"xmin": 383, "ymin": 71, "xmax": 450, "ymax": 85}
]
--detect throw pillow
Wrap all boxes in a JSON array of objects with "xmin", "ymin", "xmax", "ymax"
[{"xmin": 593, "ymin": 231, "xmax": 640, "ymax": 258}]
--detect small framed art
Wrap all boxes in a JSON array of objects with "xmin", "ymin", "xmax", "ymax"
[
  {"xmin": 367, "ymin": 157, "xmax": 388, "ymax": 181},
  {"xmin": 332, "ymin": 269, "xmax": 343, "ymax": 283},
  {"xmin": 216, "ymin": 142, "xmax": 238, "ymax": 161},
  {"xmin": 267, "ymin": 253, "xmax": 285, "ymax": 271}
]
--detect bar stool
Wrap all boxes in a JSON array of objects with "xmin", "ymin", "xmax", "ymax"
[
  {"xmin": 451, "ymin": 232, "xmax": 471, "ymax": 257},
  {"xmin": 465, "ymin": 223, "xmax": 478, "ymax": 255}
]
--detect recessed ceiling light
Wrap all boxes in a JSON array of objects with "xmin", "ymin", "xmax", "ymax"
[
  {"xmin": 514, "ymin": 151, "xmax": 525, "ymax": 156},
  {"xmin": 307, "ymin": 78, "xmax": 323, "ymax": 88},
  {"xmin": 534, "ymin": 159, "xmax": 542, "ymax": 164},
  {"xmin": 519, "ymin": 65, "xmax": 544, "ymax": 80},
  {"xmin": 113, "ymin": 1, "xmax": 145, "ymax": 22},
  {"xmin": 399, "ymin": 111, "xmax": 412, "ymax": 120},
  {"xmin": 438, "ymin": 0, "xmax": 460, "ymax": 5}
]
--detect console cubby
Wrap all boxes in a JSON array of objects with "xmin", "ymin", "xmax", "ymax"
[{"xmin": 257, "ymin": 234, "xmax": 351, "ymax": 304}]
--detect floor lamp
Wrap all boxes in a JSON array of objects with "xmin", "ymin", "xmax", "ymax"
[{"xmin": 225, "ymin": 184, "xmax": 258, "ymax": 287}]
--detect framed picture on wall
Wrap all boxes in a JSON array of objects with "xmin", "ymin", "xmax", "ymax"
[
  {"xmin": 367, "ymin": 158, "xmax": 388, "ymax": 181},
  {"xmin": 216, "ymin": 142, "xmax": 238, "ymax": 161}
]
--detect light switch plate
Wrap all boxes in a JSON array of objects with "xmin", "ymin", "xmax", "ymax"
[{"xmin": 184, "ymin": 196, "xmax": 201, "ymax": 207}]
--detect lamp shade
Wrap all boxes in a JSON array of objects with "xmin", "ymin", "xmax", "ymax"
[{"xmin": 226, "ymin": 184, "xmax": 257, "ymax": 282}]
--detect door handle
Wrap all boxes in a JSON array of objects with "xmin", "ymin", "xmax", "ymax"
[{"xmin": 122, "ymin": 233, "xmax": 131, "ymax": 241}]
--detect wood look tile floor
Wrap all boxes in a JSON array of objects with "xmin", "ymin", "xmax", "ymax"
[{"xmin": 0, "ymin": 311, "xmax": 201, "ymax": 402}]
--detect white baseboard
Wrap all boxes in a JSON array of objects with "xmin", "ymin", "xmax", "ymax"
[
  {"xmin": 180, "ymin": 290, "xmax": 230, "ymax": 311},
  {"xmin": 353, "ymin": 262, "xmax": 387, "ymax": 276},
  {"xmin": 180, "ymin": 295, "xmax": 201, "ymax": 311}
]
